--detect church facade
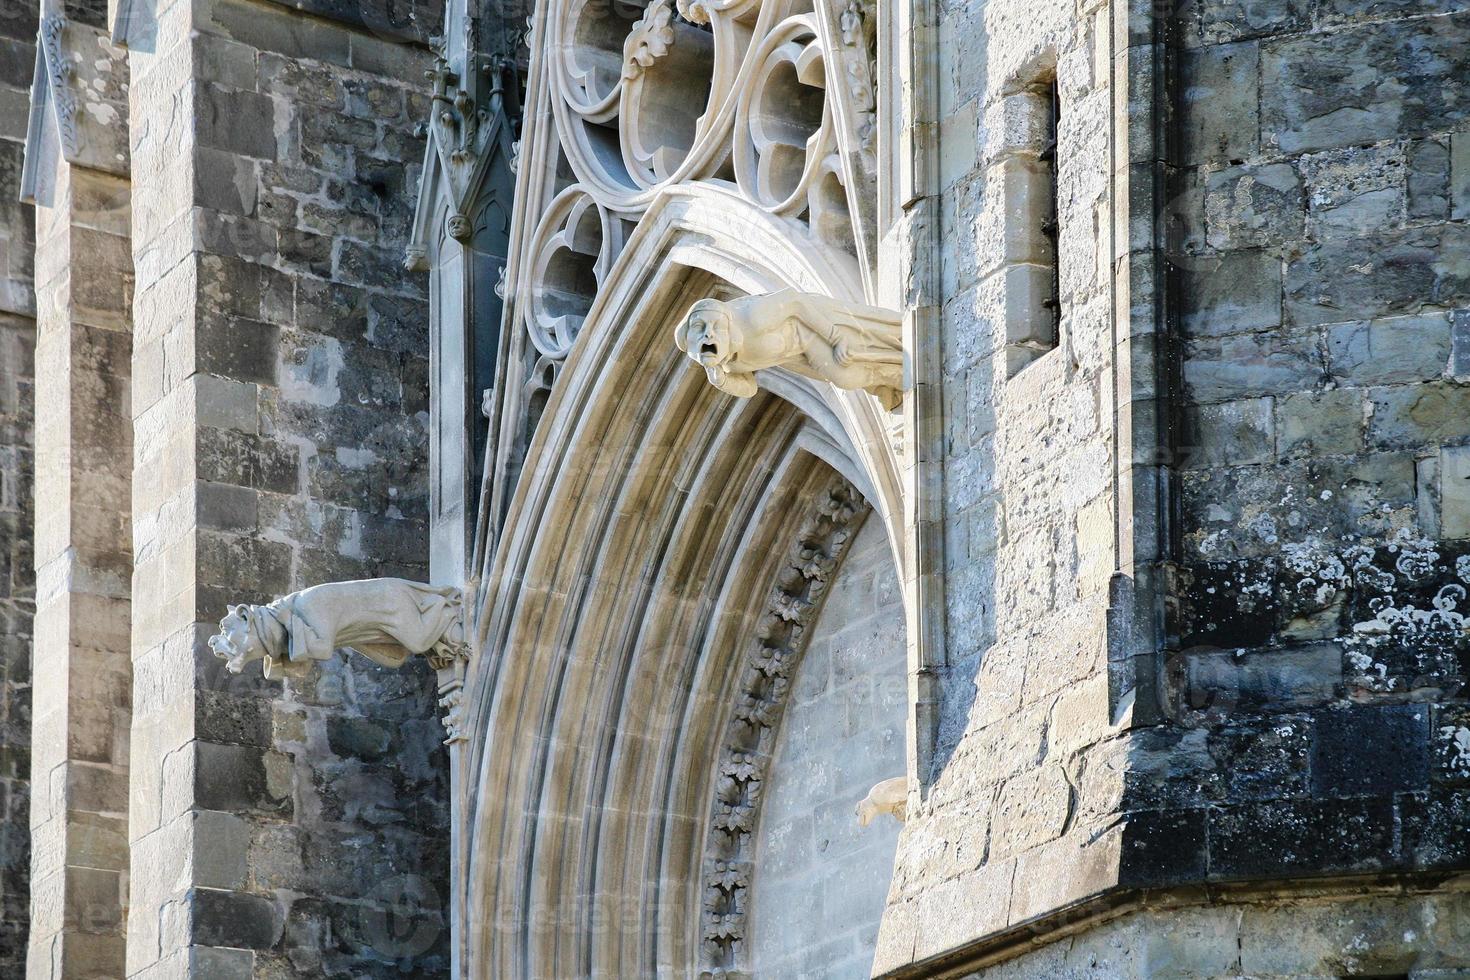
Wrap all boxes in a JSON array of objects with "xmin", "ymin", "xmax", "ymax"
[{"xmin": 3, "ymin": 0, "xmax": 1470, "ymax": 976}]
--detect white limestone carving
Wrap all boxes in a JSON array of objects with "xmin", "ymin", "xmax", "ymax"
[
  {"xmin": 523, "ymin": 187, "xmax": 626, "ymax": 359},
  {"xmin": 676, "ymin": 289, "xmax": 905, "ymax": 409},
  {"xmin": 438, "ymin": 686, "xmax": 469, "ymax": 744},
  {"xmin": 855, "ymin": 776, "xmax": 908, "ymax": 826},
  {"xmin": 208, "ymin": 579, "xmax": 465, "ymax": 680}
]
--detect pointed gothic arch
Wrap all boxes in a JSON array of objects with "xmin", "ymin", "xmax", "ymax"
[
  {"xmin": 458, "ymin": 186, "xmax": 906, "ymax": 975},
  {"xmin": 422, "ymin": 0, "xmax": 919, "ymax": 970}
]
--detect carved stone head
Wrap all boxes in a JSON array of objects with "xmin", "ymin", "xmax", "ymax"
[
  {"xmin": 675, "ymin": 298, "xmax": 737, "ymax": 371},
  {"xmin": 208, "ymin": 604, "xmax": 268, "ymax": 674}
]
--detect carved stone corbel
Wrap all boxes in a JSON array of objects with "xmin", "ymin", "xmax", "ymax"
[{"xmin": 675, "ymin": 289, "xmax": 905, "ymax": 410}]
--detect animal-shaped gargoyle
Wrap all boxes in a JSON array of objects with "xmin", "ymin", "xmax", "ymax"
[{"xmin": 208, "ymin": 579, "xmax": 465, "ymax": 679}]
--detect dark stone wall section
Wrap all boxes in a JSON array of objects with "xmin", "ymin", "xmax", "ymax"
[{"xmin": 1146, "ymin": 0, "xmax": 1470, "ymax": 887}]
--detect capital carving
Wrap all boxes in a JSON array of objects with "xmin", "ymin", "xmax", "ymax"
[
  {"xmin": 208, "ymin": 578, "xmax": 466, "ymax": 680},
  {"xmin": 675, "ymin": 290, "xmax": 905, "ymax": 410}
]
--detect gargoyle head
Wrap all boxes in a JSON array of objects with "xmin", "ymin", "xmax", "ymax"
[
  {"xmin": 675, "ymin": 299, "xmax": 757, "ymax": 397},
  {"xmin": 676, "ymin": 299, "xmax": 737, "ymax": 372},
  {"xmin": 208, "ymin": 604, "xmax": 268, "ymax": 674}
]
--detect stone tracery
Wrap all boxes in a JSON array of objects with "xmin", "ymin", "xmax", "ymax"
[{"xmin": 507, "ymin": 0, "xmax": 877, "ymax": 382}]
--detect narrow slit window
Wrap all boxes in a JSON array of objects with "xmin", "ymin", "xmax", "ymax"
[
  {"xmin": 1004, "ymin": 74, "xmax": 1062, "ymax": 376},
  {"xmin": 1040, "ymin": 79, "xmax": 1061, "ymax": 343}
]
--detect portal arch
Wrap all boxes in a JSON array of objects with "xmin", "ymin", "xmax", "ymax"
[{"xmin": 460, "ymin": 188, "xmax": 905, "ymax": 977}]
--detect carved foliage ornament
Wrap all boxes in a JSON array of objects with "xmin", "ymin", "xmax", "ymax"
[
  {"xmin": 698, "ymin": 477, "xmax": 867, "ymax": 978},
  {"xmin": 675, "ymin": 289, "xmax": 905, "ymax": 409},
  {"xmin": 38, "ymin": 16, "xmax": 78, "ymax": 157}
]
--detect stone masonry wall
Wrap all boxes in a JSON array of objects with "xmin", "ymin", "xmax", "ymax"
[
  {"xmin": 878, "ymin": 0, "xmax": 1121, "ymax": 966},
  {"xmin": 883, "ymin": 1, "xmax": 1470, "ymax": 973},
  {"xmin": 0, "ymin": 0, "xmax": 38, "ymax": 971},
  {"xmin": 748, "ymin": 516, "xmax": 907, "ymax": 979},
  {"xmin": 125, "ymin": 0, "xmax": 448, "ymax": 975},
  {"xmin": 1130, "ymin": 0, "xmax": 1470, "ymax": 890}
]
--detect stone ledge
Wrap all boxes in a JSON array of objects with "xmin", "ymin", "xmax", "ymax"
[{"xmin": 876, "ymin": 869, "xmax": 1470, "ymax": 979}]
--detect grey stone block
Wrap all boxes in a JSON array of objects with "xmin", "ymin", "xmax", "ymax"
[
  {"xmin": 194, "ymin": 741, "xmax": 291, "ymax": 816},
  {"xmin": 1195, "ymin": 0, "xmax": 1311, "ymax": 44},
  {"xmin": 1408, "ymin": 138, "xmax": 1450, "ymax": 221},
  {"xmin": 1326, "ymin": 313, "xmax": 1451, "ymax": 386},
  {"xmin": 1452, "ymin": 309, "xmax": 1470, "ymax": 380},
  {"xmin": 1184, "ymin": 328, "xmax": 1322, "ymax": 403},
  {"xmin": 204, "ymin": 0, "xmax": 351, "ymax": 65},
  {"xmin": 1204, "ymin": 162, "xmax": 1304, "ymax": 250},
  {"xmin": 189, "ymin": 887, "xmax": 282, "ymax": 950},
  {"xmin": 1179, "ymin": 249, "xmax": 1282, "ymax": 338},
  {"xmin": 1262, "ymin": 15, "xmax": 1470, "ymax": 154},
  {"xmin": 195, "ymin": 85, "xmax": 277, "ymax": 161},
  {"xmin": 1277, "ymin": 388, "xmax": 1363, "ymax": 458},
  {"xmin": 1180, "ymin": 41, "xmax": 1259, "ymax": 166},
  {"xmin": 1454, "ymin": 132, "xmax": 1470, "ymax": 221},
  {"xmin": 1312, "ymin": 703, "xmax": 1429, "ymax": 796},
  {"xmin": 1285, "ymin": 233, "xmax": 1438, "ymax": 327},
  {"xmin": 1186, "ymin": 644, "xmax": 1342, "ymax": 711},
  {"xmin": 1369, "ymin": 383, "xmax": 1470, "ymax": 448},
  {"xmin": 1181, "ymin": 397, "xmax": 1275, "ymax": 468},
  {"xmin": 1300, "ymin": 144, "xmax": 1406, "ymax": 239}
]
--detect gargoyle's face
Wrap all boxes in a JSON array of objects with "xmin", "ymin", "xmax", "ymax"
[
  {"xmin": 208, "ymin": 606, "xmax": 266, "ymax": 674},
  {"xmin": 679, "ymin": 303, "xmax": 736, "ymax": 371}
]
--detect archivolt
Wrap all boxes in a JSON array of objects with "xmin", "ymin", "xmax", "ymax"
[{"xmin": 461, "ymin": 186, "xmax": 902, "ymax": 977}]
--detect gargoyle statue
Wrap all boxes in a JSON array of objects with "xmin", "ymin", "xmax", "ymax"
[
  {"xmin": 675, "ymin": 289, "xmax": 905, "ymax": 410},
  {"xmin": 208, "ymin": 579, "xmax": 465, "ymax": 680},
  {"xmin": 856, "ymin": 776, "xmax": 908, "ymax": 827}
]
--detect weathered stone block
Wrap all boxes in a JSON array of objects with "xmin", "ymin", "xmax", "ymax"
[
  {"xmin": 1185, "ymin": 644, "xmax": 1341, "ymax": 712},
  {"xmin": 1400, "ymin": 788, "xmax": 1470, "ymax": 868},
  {"xmin": 189, "ymin": 887, "xmax": 282, "ymax": 950},
  {"xmin": 1285, "ymin": 231, "xmax": 1448, "ymax": 327},
  {"xmin": 1209, "ymin": 797, "xmax": 1396, "ymax": 878},
  {"xmin": 1183, "ymin": 328, "xmax": 1321, "ymax": 403},
  {"xmin": 1277, "ymin": 388, "xmax": 1363, "ymax": 458},
  {"xmin": 1180, "ymin": 40, "xmax": 1259, "ymax": 166},
  {"xmin": 1326, "ymin": 313, "xmax": 1451, "ymax": 386},
  {"xmin": 1181, "ymin": 397, "xmax": 1274, "ymax": 468},
  {"xmin": 990, "ymin": 765, "xmax": 1070, "ymax": 858},
  {"xmin": 1431, "ymin": 705, "xmax": 1470, "ymax": 786},
  {"xmin": 1300, "ymin": 144, "xmax": 1406, "ymax": 239},
  {"xmin": 194, "ymin": 85, "xmax": 277, "ymax": 161},
  {"xmin": 1440, "ymin": 445, "xmax": 1470, "ymax": 540},
  {"xmin": 193, "ymin": 741, "xmax": 290, "ymax": 816},
  {"xmin": 1454, "ymin": 131, "xmax": 1470, "ymax": 221},
  {"xmin": 1195, "ymin": 0, "xmax": 1310, "ymax": 44},
  {"xmin": 1204, "ymin": 162, "xmax": 1303, "ymax": 250},
  {"xmin": 1409, "ymin": 138, "xmax": 1451, "ymax": 220},
  {"xmin": 1369, "ymin": 383, "xmax": 1470, "ymax": 449},
  {"xmin": 1262, "ymin": 15, "xmax": 1470, "ymax": 154},
  {"xmin": 1312, "ymin": 703, "xmax": 1429, "ymax": 797},
  {"xmin": 1179, "ymin": 249, "xmax": 1282, "ymax": 338},
  {"xmin": 1118, "ymin": 808, "xmax": 1207, "ymax": 887}
]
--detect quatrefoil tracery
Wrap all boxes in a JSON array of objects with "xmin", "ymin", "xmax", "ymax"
[{"xmin": 525, "ymin": 0, "xmax": 867, "ymax": 360}]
